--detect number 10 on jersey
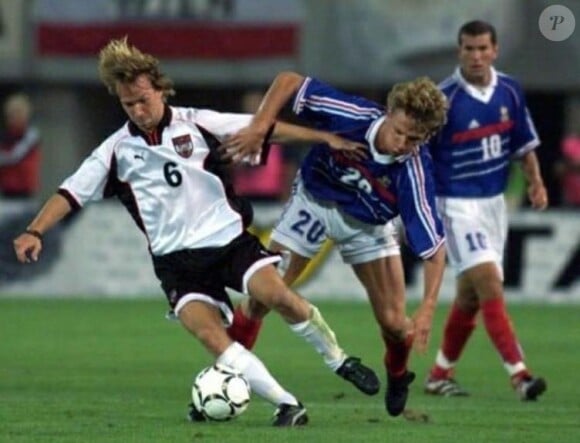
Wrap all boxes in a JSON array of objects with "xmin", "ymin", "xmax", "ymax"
[{"xmin": 481, "ymin": 134, "xmax": 502, "ymax": 161}]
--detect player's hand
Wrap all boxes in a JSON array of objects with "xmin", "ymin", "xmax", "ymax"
[
  {"xmin": 323, "ymin": 134, "xmax": 368, "ymax": 161},
  {"xmin": 528, "ymin": 182, "xmax": 548, "ymax": 210},
  {"xmin": 219, "ymin": 126, "xmax": 264, "ymax": 164},
  {"xmin": 411, "ymin": 305, "xmax": 434, "ymax": 354},
  {"xmin": 14, "ymin": 232, "xmax": 43, "ymax": 263}
]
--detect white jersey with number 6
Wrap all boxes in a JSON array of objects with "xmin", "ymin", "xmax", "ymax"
[{"xmin": 59, "ymin": 106, "xmax": 254, "ymax": 256}]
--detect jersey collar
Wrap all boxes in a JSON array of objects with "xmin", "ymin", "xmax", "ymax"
[
  {"xmin": 366, "ymin": 115, "xmax": 412, "ymax": 165},
  {"xmin": 454, "ymin": 66, "xmax": 497, "ymax": 104},
  {"xmin": 128, "ymin": 104, "xmax": 172, "ymax": 145}
]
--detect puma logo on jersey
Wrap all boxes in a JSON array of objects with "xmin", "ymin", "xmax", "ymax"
[{"xmin": 134, "ymin": 154, "xmax": 145, "ymax": 160}]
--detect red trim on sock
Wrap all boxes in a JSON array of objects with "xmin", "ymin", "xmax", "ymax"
[{"xmin": 227, "ymin": 306, "xmax": 263, "ymax": 349}]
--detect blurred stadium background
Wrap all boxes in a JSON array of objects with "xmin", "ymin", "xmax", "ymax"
[{"xmin": 0, "ymin": 0, "xmax": 578, "ymax": 302}]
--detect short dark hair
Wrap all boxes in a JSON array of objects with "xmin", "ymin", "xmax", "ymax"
[{"xmin": 458, "ymin": 20, "xmax": 497, "ymax": 45}]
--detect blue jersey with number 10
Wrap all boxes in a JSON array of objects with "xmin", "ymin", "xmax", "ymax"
[
  {"xmin": 427, "ymin": 68, "xmax": 540, "ymax": 198},
  {"xmin": 292, "ymin": 77, "xmax": 444, "ymax": 259}
]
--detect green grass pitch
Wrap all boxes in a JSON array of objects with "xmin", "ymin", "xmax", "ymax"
[{"xmin": 1, "ymin": 298, "xmax": 578, "ymax": 443}]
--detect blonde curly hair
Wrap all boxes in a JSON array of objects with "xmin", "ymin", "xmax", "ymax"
[
  {"xmin": 98, "ymin": 37, "xmax": 175, "ymax": 99},
  {"xmin": 387, "ymin": 76, "xmax": 448, "ymax": 137}
]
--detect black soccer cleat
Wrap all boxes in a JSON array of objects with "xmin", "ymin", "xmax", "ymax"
[
  {"xmin": 514, "ymin": 376, "xmax": 547, "ymax": 401},
  {"xmin": 385, "ymin": 370, "xmax": 416, "ymax": 417},
  {"xmin": 187, "ymin": 402, "xmax": 207, "ymax": 422},
  {"xmin": 336, "ymin": 356, "xmax": 380, "ymax": 395},
  {"xmin": 272, "ymin": 402, "xmax": 309, "ymax": 427}
]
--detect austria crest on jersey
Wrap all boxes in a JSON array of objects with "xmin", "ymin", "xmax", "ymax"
[{"xmin": 172, "ymin": 134, "xmax": 194, "ymax": 158}]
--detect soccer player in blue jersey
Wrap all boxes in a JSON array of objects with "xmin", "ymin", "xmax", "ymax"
[
  {"xmin": 223, "ymin": 73, "xmax": 449, "ymax": 416},
  {"xmin": 422, "ymin": 20, "xmax": 548, "ymax": 401}
]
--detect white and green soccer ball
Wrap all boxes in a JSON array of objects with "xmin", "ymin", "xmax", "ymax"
[{"xmin": 191, "ymin": 364, "xmax": 251, "ymax": 421}]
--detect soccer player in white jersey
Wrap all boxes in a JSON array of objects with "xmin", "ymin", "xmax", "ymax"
[
  {"xmin": 12, "ymin": 38, "xmax": 381, "ymax": 427},
  {"xmin": 222, "ymin": 72, "xmax": 449, "ymax": 416},
  {"xmin": 423, "ymin": 20, "xmax": 548, "ymax": 401}
]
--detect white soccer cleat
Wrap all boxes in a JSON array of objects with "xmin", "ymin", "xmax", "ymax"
[{"xmin": 424, "ymin": 377, "xmax": 470, "ymax": 397}]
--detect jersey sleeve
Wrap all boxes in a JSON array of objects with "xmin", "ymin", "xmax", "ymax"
[
  {"xmin": 292, "ymin": 77, "xmax": 383, "ymax": 131},
  {"xmin": 397, "ymin": 152, "xmax": 445, "ymax": 259},
  {"xmin": 58, "ymin": 139, "xmax": 115, "ymax": 208},
  {"xmin": 509, "ymin": 82, "xmax": 540, "ymax": 158},
  {"xmin": 193, "ymin": 109, "xmax": 253, "ymax": 140},
  {"xmin": 191, "ymin": 108, "xmax": 265, "ymax": 164}
]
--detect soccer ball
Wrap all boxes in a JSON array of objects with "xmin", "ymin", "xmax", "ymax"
[{"xmin": 191, "ymin": 364, "xmax": 251, "ymax": 421}]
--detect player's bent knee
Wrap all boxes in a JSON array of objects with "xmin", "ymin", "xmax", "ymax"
[
  {"xmin": 247, "ymin": 268, "xmax": 309, "ymax": 321},
  {"xmin": 381, "ymin": 327, "xmax": 407, "ymax": 343},
  {"xmin": 456, "ymin": 293, "xmax": 480, "ymax": 311},
  {"xmin": 377, "ymin": 313, "xmax": 408, "ymax": 342}
]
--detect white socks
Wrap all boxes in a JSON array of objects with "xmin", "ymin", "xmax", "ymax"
[
  {"xmin": 289, "ymin": 305, "xmax": 347, "ymax": 371},
  {"xmin": 217, "ymin": 342, "xmax": 298, "ymax": 406},
  {"xmin": 215, "ymin": 304, "xmax": 346, "ymax": 408},
  {"xmin": 435, "ymin": 349, "xmax": 455, "ymax": 370}
]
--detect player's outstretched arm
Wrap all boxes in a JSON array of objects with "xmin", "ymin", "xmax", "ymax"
[
  {"xmin": 13, "ymin": 193, "xmax": 72, "ymax": 263},
  {"xmin": 252, "ymin": 71, "xmax": 305, "ymax": 133},
  {"xmin": 275, "ymin": 121, "xmax": 367, "ymax": 159},
  {"xmin": 220, "ymin": 72, "xmax": 305, "ymax": 162},
  {"xmin": 221, "ymin": 121, "xmax": 367, "ymax": 163},
  {"xmin": 412, "ymin": 245, "xmax": 446, "ymax": 354}
]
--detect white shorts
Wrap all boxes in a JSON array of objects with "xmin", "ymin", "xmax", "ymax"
[
  {"xmin": 271, "ymin": 177, "xmax": 399, "ymax": 265},
  {"xmin": 437, "ymin": 195, "xmax": 507, "ymax": 278}
]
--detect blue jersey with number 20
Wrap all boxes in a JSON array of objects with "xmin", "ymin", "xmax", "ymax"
[{"xmin": 292, "ymin": 77, "xmax": 444, "ymax": 259}]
